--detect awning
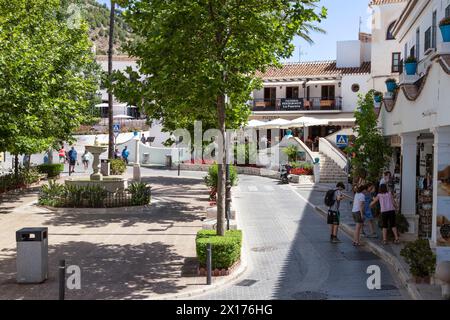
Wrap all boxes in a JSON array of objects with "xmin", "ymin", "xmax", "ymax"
[
  {"xmin": 245, "ymin": 120, "xmax": 266, "ymax": 128},
  {"xmin": 306, "ymin": 79, "xmax": 339, "ymax": 85},
  {"xmin": 280, "ymin": 115, "xmax": 356, "ymax": 128},
  {"xmin": 263, "ymin": 81, "xmax": 304, "ymax": 86},
  {"xmin": 258, "ymin": 118, "xmax": 291, "ymax": 128},
  {"xmin": 95, "ymin": 103, "xmax": 132, "ymax": 108}
]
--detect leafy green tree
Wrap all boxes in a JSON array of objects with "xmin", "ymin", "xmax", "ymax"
[
  {"xmin": 346, "ymin": 90, "xmax": 392, "ymax": 183},
  {"xmin": 115, "ymin": 0, "xmax": 326, "ymax": 235},
  {"xmin": 0, "ymin": 0, "xmax": 100, "ymax": 173}
]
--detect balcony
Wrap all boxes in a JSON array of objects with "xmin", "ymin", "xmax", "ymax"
[{"xmin": 251, "ymin": 97, "xmax": 343, "ymax": 112}]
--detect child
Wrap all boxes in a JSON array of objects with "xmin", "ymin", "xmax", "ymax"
[
  {"xmin": 363, "ymin": 183, "xmax": 378, "ymax": 238},
  {"xmin": 352, "ymin": 185, "xmax": 366, "ymax": 246},
  {"xmin": 371, "ymin": 184, "xmax": 400, "ymax": 245}
]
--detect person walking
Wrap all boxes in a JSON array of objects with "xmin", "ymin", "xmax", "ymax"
[
  {"xmin": 141, "ymin": 134, "xmax": 146, "ymax": 145},
  {"xmin": 363, "ymin": 183, "xmax": 378, "ymax": 238},
  {"xmin": 122, "ymin": 146, "xmax": 129, "ymax": 164},
  {"xmin": 68, "ymin": 147, "xmax": 78, "ymax": 175},
  {"xmin": 352, "ymin": 185, "xmax": 366, "ymax": 246},
  {"xmin": 371, "ymin": 184, "xmax": 400, "ymax": 245},
  {"xmin": 58, "ymin": 147, "xmax": 66, "ymax": 163},
  {"xmin": 326, "ymin": 182, "xmax": 346, "ymax": 243},
  {"xmin": 114, "ymin": 148, "xmax": 121, "ymax": 159},
  {"xmin": 81, "ymin": 149, "xmax": 90, "ymax": 172}
]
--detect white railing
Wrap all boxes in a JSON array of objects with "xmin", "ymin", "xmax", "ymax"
[
  {"xmin": 319, "ymin": 138, "xmax": 348, "ymax": 171},
  {"xmin": 291, "ymin": 137, "xmax": 316, "ymax": 163}
]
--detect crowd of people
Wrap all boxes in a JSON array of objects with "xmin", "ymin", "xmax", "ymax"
[{"xmin": 326, "ymin": 171, "xmax": 400, "ymax": 247}]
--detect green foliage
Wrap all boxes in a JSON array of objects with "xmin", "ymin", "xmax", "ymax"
[
  {"xmin": 196, "ymin": 230, "xmax": 243, "ymax": 269},
  {"xmin": 37, "ymin": 164, "xmax": 64, "ymax": 178},
  {"xmin": 284, "ymin": 145, "xmax": 299, "ymax": 162},
  {"xmin": 38, "ymin": 180, "xmax": 66, "ymax": 207},
  {"xmin": 290, "ymin": 162, "xmax": 313, "ymax": 170},
  {"xmin": 0, "ymin": 167, "xmax": 41, "ymax": 193},
  {"xmin": 204, "ymin": 164, "xmax": 238, "ymax": 189},
  {"xmin": 346, "ymin": 90, "xmax": 392, "ymax": 183},
  {"xmin": 65, "ymin": 185, "xmax": 86, "ymax": 207},
  {"xmin": 405, "ymin": 55, "xmax": 417, "ymax": 63},
  {"xmin": 440, "ymin": 17, "xmax": 450, "ymax": 27},
  {"xmin": 110, "ymin": 159, "xmax": 127, "ymax": 175},
  {"xmin": 127, "ymin": 182, "xmax": 151, "ymax": 206},
  {"xmin": 385, "ymin": 78, "xmax": 397, "ymax": 83},
  {"xmin": 0, "ymin": 0, "xmax": 101, "ymax": 156},
  {"xmin": 400, "ymin": 239, "xmax": 436, "ymax": 278}
]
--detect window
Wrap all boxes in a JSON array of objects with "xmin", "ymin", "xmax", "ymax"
[
  {"xmin": 386, "ymin": 21, "xmax": 396, "ymax": 40},
  {"xmin": 410, "ymin": 45, "xmax": 415, "ymax": 59},
  {"xmin": 416, "ymin": 28, "xmax": 420, "ymax": 60},
  {"xmin": 425, "ymin": 27, "xmax": 432, "ymax": 52},
  {"xmin": 351, "ymin": 84, "xmax": 360, "ymax": 93},
  {"xmin": 264, "ymin": 87, "xmax": 276, "ymax": 100},
  {"xmin": 446, "ymin": 5, "xmax": 450, "ymax": 18},
  {"xmin": 392, "ymin": 52, "xmax": 401, "ymax": 73},
  {"xmin": 432, "ymin": 11, "xmax": 437, "ymax": 50},
  {"xmin": 286, "ymin": 86, "xmax": 299, "ymax": 99},
  {"xmin": 321, "ymin": 85, "xmax": 335, "ymax": 100}
]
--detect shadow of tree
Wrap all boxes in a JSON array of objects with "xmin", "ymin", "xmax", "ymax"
[{"xmin": 0, "ymin": 241, "xmax": 188, "ymax": 300}]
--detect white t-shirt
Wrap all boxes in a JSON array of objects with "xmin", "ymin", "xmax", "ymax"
[{"xmin": 352, "ymin": 193, "xmax": 365, "ymax": 213}]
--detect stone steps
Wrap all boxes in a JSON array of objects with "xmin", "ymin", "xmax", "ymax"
[{"xmin": 317, "ymin": 152, "xmax": 348, "ymax": 183}]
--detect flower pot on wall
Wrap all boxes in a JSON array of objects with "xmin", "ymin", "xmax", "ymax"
[
  {"xmin": 440, "ymin": 20, "xmax": 450, "ymax": 42},
  {"xmin": 385, "ymin": 81, "xmax": 397, "ymax": 93},
  {"xmin": 405, "ymin": 62, "xmax": 417, "ymax": 75}
]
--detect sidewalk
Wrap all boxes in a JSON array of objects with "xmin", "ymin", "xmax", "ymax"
[{"xmin": 307, "ymin": 187, "xmax": 444, "ymax": 300}]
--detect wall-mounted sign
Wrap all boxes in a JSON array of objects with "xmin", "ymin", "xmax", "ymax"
[
  {"xmin": 280, "ymin": 98, "xmax": 303, "ymax": 110},
  {"xmin": 336, "ymin": 135, "xmax": 349, "ymax": 148}
]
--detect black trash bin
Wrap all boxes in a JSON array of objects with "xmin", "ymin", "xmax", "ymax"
[{"xmin": 16, "ymin": 227, "xmax": 48, "ymax": 283}]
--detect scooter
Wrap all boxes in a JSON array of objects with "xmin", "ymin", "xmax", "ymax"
[{"xmin": 280, "ymin": 164, "xmax": 291, "ymax": 184}]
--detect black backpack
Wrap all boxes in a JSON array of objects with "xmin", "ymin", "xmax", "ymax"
[{"xmin": 324, "ymin": 189, "xmax": 337, "ymax": 207}]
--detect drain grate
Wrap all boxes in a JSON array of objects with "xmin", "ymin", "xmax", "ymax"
[
  {"xmin": 292, "ymin": 291, "xmax": 328, "ymax": 300},
  {"xmin": 251, "ymin": 246, "xmax": 278, "ymax": 253},
  {"xmin": 236, "ymin": 279, "xmax": 258, "ymax": 287},
  {"xmin": 380, "ymin": 284, "xmax": 398, "ymax": 291},
  {"xmin": 342, "ymin": 251, "xmax": 381, "ymax": 261}
]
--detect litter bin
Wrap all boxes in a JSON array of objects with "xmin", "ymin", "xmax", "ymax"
[
  {"xmin": 143, "ymin": 153, "xmax": 150, "ymax": 164},
  {"xmin": 16, "ymin": 227, "xmax": 48, "ymax": 283},
  {"xmin": 165, "ymin": 155, "xmax": 172, "ymax": 168},
  {"xmin": 101, "ymin": 159, "xmax": 110, "ymax": 176}
]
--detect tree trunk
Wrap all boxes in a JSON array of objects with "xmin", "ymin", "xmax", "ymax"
[
  {"xmin": 107, "ymin": 1, "xmax": 116, "ymax": 159},
  {"xmin": 216, "ymin": 94, "xmax": 226, "ymax": 236},
  {"xmin": 48, "ymin": 148, "xmax": 53, "ymax": 165},
  {"xmin": 14, "ymin": 154, "xmax": 19, "ymax": 179}
]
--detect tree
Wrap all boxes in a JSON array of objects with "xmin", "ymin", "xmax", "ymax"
[
  {"xmin": 116, "ymin": 0, "xmax": 326, "ymax": 236},
  {"xmin": 346, "ymin": 90, "xmax": 392, "ymax": 183},
  {"xmin": 0, "ymin": 0, "xmax": 100, "ymax": 174}
]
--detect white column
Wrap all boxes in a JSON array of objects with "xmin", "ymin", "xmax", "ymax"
[
  {"xmin": 432, "ymin": 126, "xmax": 450, "ymax": 244},
  {"xmin": 400, "ymin": 132, "xmax": 419, "ymax": 236},
  {"xmin": 133, "ymin": 137, "xmax": 141, "ymax": 182}
]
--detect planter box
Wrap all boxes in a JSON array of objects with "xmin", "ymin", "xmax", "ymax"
[
  {"xmin": 386, "ymin": 81, "xmax": 397, "ymax": 92},
  {"xmin": 405, "ymin": 62, "xmax": 417, "ymax": 75},
  {"xmin": 440, "ymin": 24, "xmax": 450, "ymax": 43},
  {"xmin": 198, "ymin": 260, "xmax": 240, "ymax": 277},
  {"xmin": 374, "ymin": 95, "xmax": 382, "ymax": 103}
]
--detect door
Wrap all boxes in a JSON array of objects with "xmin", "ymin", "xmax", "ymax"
[{"xmin": 264, "ymin": 87, "xmax": 276, "ymax": 108}]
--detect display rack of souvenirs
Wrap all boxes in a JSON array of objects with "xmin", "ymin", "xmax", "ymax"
[{"xmin": 417, "ymin": 181, "xmax": 433, "ymax": 239}]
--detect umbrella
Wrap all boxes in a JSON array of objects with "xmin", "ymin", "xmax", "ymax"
[
  {"xmin": 258, "ymin": 118, "xmax": 291, "ymax": 129},
  {"xmin": 245, "ymin": 120, "xmax": 266, "ymax": 128},
  {"xmin": 281, "ymin": 116, "xmax": 328, "ymax": 129}
]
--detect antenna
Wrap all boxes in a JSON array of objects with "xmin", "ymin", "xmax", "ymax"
[
  {"xmin": 359, "ymin": 16, "xmax": 362, "ymax": 35},
  {"xmin": 298, "ymin": 45, "xmax": 307, "ymax": 62}
]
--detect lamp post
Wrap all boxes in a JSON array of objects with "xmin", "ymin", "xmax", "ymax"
[
  {"xmin": 225, "ymin": 131, "xmax": 231, "ymax": 231},
  {"xmin": 177, "ymin": 137, "xmax": 181, "ymax": 177}
]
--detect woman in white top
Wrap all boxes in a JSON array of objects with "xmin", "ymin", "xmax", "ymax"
[{"xmin": 352, "ymin": 184, "xmax": 367, "ymax": 246}]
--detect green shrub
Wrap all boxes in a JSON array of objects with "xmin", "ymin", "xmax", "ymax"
[
  {"xmin": 290, "ymin": 161, "xmax": 313, "ymax": 170},
  {"xmin": 37, "ymin": 164, "xmax": 64, "ymax": 178},
  {"xmin": 196, "ymin": 230, "xmax": 242, "ymax": 269},
  {"xmin": 283, "ymin": 145, "xmax": 299, "ymax": 162},
  {"xmin": 204, "ymin": 164, "xmax": 238, "ymax": 189},
  {"xmin": 84, "ymin": 185, "xmax": 108, "ymax": 208},
  {"xmin": 127, "ymin": 182, "xmax": 151, "ymax": 206},
  {"xmin": 64, "ymin": 185, "xmax": 85, "ymax": 207},
  {"xmin": 400, "ymin": 239, "xmax": 436, "ymax": 278},
  {"xmin": 38, "ymin": 180, "xmax": 65, "ymax": 207},
  {"xmin": 110, "ymin": 159, "xmax": 126, "ymax": 175}
]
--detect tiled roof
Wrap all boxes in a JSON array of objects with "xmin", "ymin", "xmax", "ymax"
[
  {"xmin": 256, "ymin": 61, "xmax": 371, "ymax": 80},
  {"xmin": 369, "ymin": 0, "xmax": 406, "ymax": 6}
]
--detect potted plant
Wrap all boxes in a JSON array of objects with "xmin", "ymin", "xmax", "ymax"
[
  {"xmin": 440, "ymin": 17, "xmax": 450, "ymax": 43},
  {"xmin": 400, "ymin": 239, "xmax": 436, "ymax": 283},
  {"xmin": 385, "ymin": 78, "xmax": 397, "ymax": 92},
  {"xmin": 404, "ymin": 55, "xmax": 418, "ymax": 75},
  {"xmin": 373, "ymin": 91, "xmax": 383, "ymax": 103}
]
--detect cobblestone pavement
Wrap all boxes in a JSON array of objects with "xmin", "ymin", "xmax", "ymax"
[
  {"xmin": 0, "ymin": 168, "xmax": 211, "ymax": 300},
  {"xmin": 195, "ymin": 175, "xmax": 410, "ymax": 300}
]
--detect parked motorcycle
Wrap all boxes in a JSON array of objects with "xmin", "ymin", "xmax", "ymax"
[{"xmin": 280, "ymin": 164, "xmax": 291, "ymax": 184}]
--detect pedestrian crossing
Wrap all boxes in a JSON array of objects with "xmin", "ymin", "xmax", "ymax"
[{"xmin": 235, "ymin": 184, "xmax": 291, "ymax": 193}]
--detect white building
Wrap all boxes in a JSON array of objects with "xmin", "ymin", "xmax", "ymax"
[{"xmin": 371, "ymin": 0, "xmax": 450, "ymax": 261}]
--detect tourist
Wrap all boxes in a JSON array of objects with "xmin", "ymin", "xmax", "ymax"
[
  {"xmin": 114, "ymin": 148, "xmax": 121, "ymax": 159},
  {"xmin": 68, "ymin": 146, "xmax": 78, "ymax": 175},
  {"xmin": 141, "ymin": 134, "xmax": 146, "ymax": 145},
  {"xmin": 122, "ymin": 146, "xmax": 130, "ymax": 164},
  {"xmin": 352, "ymin": 185, "xmax": 366, "ymax": 246},
  {"xmin": 58, "ymin": 147, "xmax": 66, "ymax": 163},
  {"xmin": 82, "ymin": 150, "xmax": 90, "ymax": 172},
  {"xmin": 327, "ymin": 182, "xmax": 346, "ymax": 243},
  {"xmin": 363, "ymin": 183, "xmax": 378, "ymax": 238},
  {"xmin": 370, "ymin": 184, "xmax": 400, "ymax": 245}
]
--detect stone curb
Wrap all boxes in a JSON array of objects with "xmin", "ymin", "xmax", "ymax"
[{"xmin": 314, "ymin": 205, "xmax": 422, "ymax": 300}]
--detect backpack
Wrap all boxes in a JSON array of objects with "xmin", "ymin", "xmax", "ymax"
[{"xmin": 324, "ymin": 189, "xmax": 337, "ymax": 207}]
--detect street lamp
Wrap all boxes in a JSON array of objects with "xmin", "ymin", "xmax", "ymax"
[{"xmin": 225, "ymin": 131, "xmax": 231, "ymax": 231}]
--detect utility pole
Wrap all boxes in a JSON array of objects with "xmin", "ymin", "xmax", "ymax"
[{"xmin": 107, "ymin": 1, "xmax": 116, "ymax": 159}]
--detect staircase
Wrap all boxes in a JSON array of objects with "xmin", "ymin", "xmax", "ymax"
[{"xmin": 316, "ymin": 152, "xmax": 348, "ymax": 183}]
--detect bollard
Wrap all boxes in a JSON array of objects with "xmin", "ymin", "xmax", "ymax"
[
  {"xmin": 206, "ymin": 243, "xmax": 212, "ymax": 285},
  {"xmin": 59, "ymin": 260, "xmax": 66, "ymax": 300}
]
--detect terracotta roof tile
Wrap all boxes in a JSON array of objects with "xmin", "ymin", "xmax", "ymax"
[
  {"xmin": 369, "ymin": 0, "xmax": 406, "ymax": 6},
  {"xmin": 256, "ymin": 61, "xmax": 371, "ymax": 80}
]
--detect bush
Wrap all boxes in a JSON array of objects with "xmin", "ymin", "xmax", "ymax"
[
  {"xmin": 38, "ymin": 180, "xmax": 66, "ymax": 207},
  {"xmin": 400, "ymin": 239, "xmax": 436, "ymax": 278},
  {"xmin": 204, "ymin": 163, "xmax": 238, "ymax": 189},
  {"xmin": 196, "ymin": 230, "xmax": 242, "ymax": 269},
  {"xmin": 37, "ymin": 164, "xmax": 64, "ymax": 178},
  {"xmin": 127, "ymin": 182, "xmax": 151, "ymax": 206},
  {"xmin": 405, "ymin": 55, "xmax": 417, "ymax": 63},
  {"xmin": 283, "ymin": 145, "xmax": 298, "ymax": 162},
  {"xmin": 110, "ymin": 159, "xmax": 126, "ymax": 175}
]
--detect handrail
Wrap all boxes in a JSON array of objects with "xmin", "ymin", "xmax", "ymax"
[{"xmin": 319, "ymin": 137, "xmax": 348, "ymax": 170}]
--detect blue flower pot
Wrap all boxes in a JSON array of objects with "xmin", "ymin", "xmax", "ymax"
[
  {"xmin": 440, "ymin": 24, "xmax": 450, "ymax": 43},
  {"xmin": 405, "ymin": 62, "xmax": 417, "ymax": 75},
  {"xmin": 374, "ymin": 95, "xmax": 382, "ymax": 103},
  {"xmin": 386, "ymin": 81, "xmax": 397, "ymax": 92}
]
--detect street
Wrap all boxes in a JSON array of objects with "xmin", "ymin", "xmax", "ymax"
[{"xmin": 195, "ymin": 174, "xmax": 409, "ymax": 300}]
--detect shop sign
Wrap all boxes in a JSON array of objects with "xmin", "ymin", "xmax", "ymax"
[{"xmin": 280, "ymin": 98, "xmax": 303, "ymax": 110}]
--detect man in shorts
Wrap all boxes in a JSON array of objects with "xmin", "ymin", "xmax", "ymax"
[
  {"xmin": 68, "ymin": 146, "xmax": 78, "ymax": 175},
  {"xmin": 328, "ymin": 182, "xmax": 346, "ymax": 243}
]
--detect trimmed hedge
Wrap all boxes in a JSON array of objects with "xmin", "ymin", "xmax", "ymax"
[
  {"xmin": 196, "ymin": 230, "xmax": 242, "ymax": 269},
  {"xmin": 37, "ymin": 164, "xmax": 64, "ymax": 178}
]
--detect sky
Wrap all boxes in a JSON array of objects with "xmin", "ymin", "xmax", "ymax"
[{"xmin": 96, "ymin": 0, "xmax": 372, "ymax": 62}]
